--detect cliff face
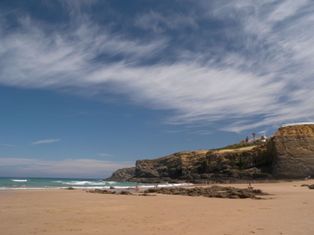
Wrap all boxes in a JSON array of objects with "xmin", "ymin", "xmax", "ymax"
[
  {"xmin": 107, "ymin": 167, "xmax": 135, "ymax": 181},
  {"xmin": 107, "ymin": 124, "xmax": 314, "ymax": 182},
  {"xmin": 270, "ymin": 125, "xmax": 314, "ymax": 178},
  {"xmin": 134, "ymin": 150, "xmax": 209, "ymax": 182},
  {"xmin": 107, "ymin": 146, "xmax": 272, "ymax": 183}
]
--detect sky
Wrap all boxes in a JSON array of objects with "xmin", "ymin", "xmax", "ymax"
[{"xmin": 1, "ymin": 0, "xmax": 314, "ymax": 178}]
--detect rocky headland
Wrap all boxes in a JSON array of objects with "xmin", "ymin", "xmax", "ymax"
[{"xmin": 107, "ymin": 124, "xmax": 314, "ymax": 183}]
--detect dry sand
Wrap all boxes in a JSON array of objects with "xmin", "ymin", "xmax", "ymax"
[{"xmin": 1, "ymin": 180, "xmax": 314, "ymax": 235}]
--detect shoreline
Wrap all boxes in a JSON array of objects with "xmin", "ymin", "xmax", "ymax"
[
  {"xmin": 0, "ymin": 182, "xmax": 194, "ymax": 191},
  {"xmin": 0, "ymin": 178, "xmax": 312, "ymax": 191}
]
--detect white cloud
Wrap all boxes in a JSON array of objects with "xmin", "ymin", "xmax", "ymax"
[
  {"xmin": 1, "ymin": 1, "xmax": 314, "ymax": 132},
  {"xmin": 268, "ymin": 0, "xmax": 309, "ymax": 23},
  {"xmin": 0, "ymin": 157, "xmax": 131, "ymax": 178},
  {"xmin": 32, "ymin": 138, "xmax": 61, "ymax": 145}
]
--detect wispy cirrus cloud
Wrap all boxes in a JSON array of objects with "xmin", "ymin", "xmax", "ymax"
[
  {"xmin": 32, "ymin": 138, "xmax": 61, "ymax": 145},
  {"xmin": 1, "ymin": 1, "xmax": 314, "ymax": 132}
]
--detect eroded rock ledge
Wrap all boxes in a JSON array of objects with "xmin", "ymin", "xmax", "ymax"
[
  {"xmin": 144, "ymin": 186, "xmax": 268, "ymax": 199},
  {"xmin": 88, "ymin": 186, "xmax": 268, "ymax": 199}
]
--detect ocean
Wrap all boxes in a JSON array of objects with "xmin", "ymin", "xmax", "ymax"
[
  {"xmin": 0, "ymin": 177, "xmax": 190, "ymax": 190},
  {"xmin": 0, "ymin": 177, "xmax": 138, "ymax": 190}
]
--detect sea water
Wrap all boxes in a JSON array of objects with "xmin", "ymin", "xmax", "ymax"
[
  {"xmin": 0, "ymin": 177, "xmax": 191, "ymax": 190},
  {"xmin": 0, "ymin": 177, "xmax": 137, "ymax": 190}
]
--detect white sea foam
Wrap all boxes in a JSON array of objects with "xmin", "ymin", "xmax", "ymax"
[
  {"xmin": 11, "ymin": 179, "xmax": 28, "ymax": 182},
  {"xmin": 139, "ymin": 183, "xmax": 193, "ymax": 188},
  {"xmin": 54, "ymin": 180, "xmax": 108, "ymax": 186},
  {"xmin": 105, "ymin": 181, "xmax": 117, "ymax": 185}
]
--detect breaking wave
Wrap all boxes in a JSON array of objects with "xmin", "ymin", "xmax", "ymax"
[
  {"xmin": 11, "ymin": 179, "xmax": 28, "ymax": 182},
  {"xmin": 54, "ymin": 180, "xmax": 108, "ymax": 186}
]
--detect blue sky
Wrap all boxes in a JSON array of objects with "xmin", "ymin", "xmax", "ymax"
[{"xmin": 0, "ymin": 0, "xmax": 314, "ymax": 178}]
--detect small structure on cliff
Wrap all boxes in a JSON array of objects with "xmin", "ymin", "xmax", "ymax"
[{"xmin": 243, "ymin": 134, "xmax": 268, "ymax": 144}]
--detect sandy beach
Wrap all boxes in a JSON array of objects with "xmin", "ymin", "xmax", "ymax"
[{"xmin": 1, "ymin": 180, "xmax": 314, "ymax": 235}]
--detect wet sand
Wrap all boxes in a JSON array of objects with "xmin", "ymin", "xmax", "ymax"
[{"xmin": 1, "ymin": 180, "xmax": 314, "ymax": 235}]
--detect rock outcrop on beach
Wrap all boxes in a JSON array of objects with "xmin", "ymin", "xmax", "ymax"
[
  {"xmin": 88, "ymin": 186, "xmax": 268, "ymax": 199},
  {"xmin": 144, "ymin": 186, "xmax": 267, "ymax": 199},
  {"xmin": 269, "ymin": 124, "xmax": 314, "ymax": 178},
  {"xmin": 107, "ymin": 124, "xmax": 314, "ymax": 182}
]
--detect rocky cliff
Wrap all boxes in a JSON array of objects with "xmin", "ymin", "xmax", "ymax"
[
  {"xmin": 270, "ymin": 124, "xmax": 314, "ymax": 178},
  {"xmin": 108, "ymin": 167, "xmax": 136, "ymax": 181},
  {"xmin": 107, "ymin": 124, "xmax": 314, "ymax": 182},
  {"xmin": 107, "ymin": 145, "xmax": 272, "ymax": 183}
]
